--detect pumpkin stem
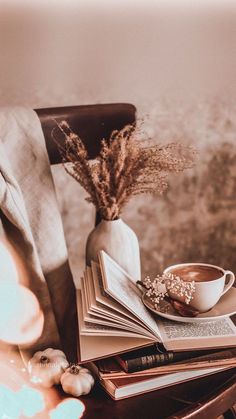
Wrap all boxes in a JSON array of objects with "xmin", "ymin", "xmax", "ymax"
[
  {"xmin": 40, "ymin": 355, "xmax": 50, "ymax": 364},
  {"xmin": 69, "ymin": 364, "xmax": 80, "ymax": 375}
]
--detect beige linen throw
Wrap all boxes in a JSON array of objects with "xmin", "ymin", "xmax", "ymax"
[{"xmin": 0, "ymin": 107, "xmax": 77, "ymax": 362}]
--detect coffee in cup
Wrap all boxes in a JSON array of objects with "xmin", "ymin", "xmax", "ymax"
[{"xmin": 164, "ymin": 263, "xmax": 235, "ymax": 313}]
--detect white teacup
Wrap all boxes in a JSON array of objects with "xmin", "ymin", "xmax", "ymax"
[{"xmin": 163, "ymin": 262, "xmax": 235, "ymax": 313}]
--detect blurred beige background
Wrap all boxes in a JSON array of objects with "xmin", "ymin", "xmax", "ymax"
[{"xmin": 1, "ymin": 1, "xmax": 236, "ymax": 284}]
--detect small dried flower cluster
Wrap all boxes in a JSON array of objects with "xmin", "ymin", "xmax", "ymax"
[
  {"xmin": 143, "ymin": 275, "xmax": 167, "ymax": 306},
  {"xmin": 142, "ymin": 273, "xmax": 195, "ymax": 309},
  {"xmin": 52, "ymin": 121, "xmax": 196, "ymax": 221},
  {"xmin": 165, "ymin": 273, "xmax": 196, "ymax": 305}
]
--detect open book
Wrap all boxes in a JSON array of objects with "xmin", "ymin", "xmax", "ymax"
[{"xmin": 77, "ymin": 251, "xmax": 236, "ymax": 363}]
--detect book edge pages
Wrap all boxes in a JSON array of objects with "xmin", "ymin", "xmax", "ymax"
[
  {"xmin": 98, "ymin": 250, "xmax": 162, "ymax": 339},
  {"xmin": 94, "ymin": 366, "xmax": 231, "ymax": 400},
  {"xmin": 77, "ymin": 289, "xmax": 155, "ymax": 362}
]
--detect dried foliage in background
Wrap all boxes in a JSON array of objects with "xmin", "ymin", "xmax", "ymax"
[{"xmin": 52, "ymin": 121, "xmax": 196, "ymax": 221}]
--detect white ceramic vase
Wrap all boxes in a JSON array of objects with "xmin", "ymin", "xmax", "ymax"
[{"xmin": 85, "ymin": 218, "xmax": 141, "ymax": 282}]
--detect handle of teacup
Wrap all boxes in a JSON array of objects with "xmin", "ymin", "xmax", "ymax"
[{"xmin": 221, "ymin": 270, "xmax": 235, "ymax": 296}]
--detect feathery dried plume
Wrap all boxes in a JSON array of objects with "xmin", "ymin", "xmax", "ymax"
[{"xmin": 52, "ymin": 121, "xmax": 196, "ymax": 220}]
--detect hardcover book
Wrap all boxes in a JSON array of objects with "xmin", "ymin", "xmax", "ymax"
[
  {"xmin": 88, "ymin": 362, "xmax": 231, "ymax": 400},
  {"xmin": 93, "ymin": 347, "xmax": 236, "ymax": 378},
  {"xmin": 114, "ymin": 347, "xmax": 234, "ymax": 373},
  {"xmin": 77, "ymin": 251, "xmax": 236, "ymax": 363}
]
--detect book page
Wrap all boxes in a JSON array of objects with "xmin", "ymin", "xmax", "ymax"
[
  {"xmin": 80, "ymin": 274, "xmax": 153, "ymax": 336},
  {"xmin": 85, "ymin": 267, "xmax": 123, "ymax": 319},
  {"xmin": 91, "ymin": 262, "xmax": 155, "ymax": 335},
  {"xmin": 84, "ymin": 268, "xmax": 129, "ymax": 321},
  {"xmin": 158, "ymin": 317, "xmax": 236, "ymax": 341},
  {"xmin": 158, "ymin": 317, "xmax": 236, "ymax": 351},
  {"xmin": 78, "ymin": 289, "xmax": 151, "ymax": 339},
  {"xmin": 99, "ymin": 251, "xmax": 161, "ymax": 339}
]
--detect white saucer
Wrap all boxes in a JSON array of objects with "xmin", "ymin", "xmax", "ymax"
[{"xmin": 142, "ymin": 287, "xmax": 236, "ymax": 323}]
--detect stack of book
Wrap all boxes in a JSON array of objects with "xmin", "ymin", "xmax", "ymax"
[{"xmin": 76, "ymin": 251, "xmax": 236, "ymax": 400}]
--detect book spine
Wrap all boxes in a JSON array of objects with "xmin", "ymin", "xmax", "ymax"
[{"xmin": 126, "ymin": 352, "xmax": 175, "ymax": 373}]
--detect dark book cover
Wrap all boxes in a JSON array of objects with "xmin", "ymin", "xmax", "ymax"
[{"xmin": 115, "ymin": 345, "xmax": 222, "ymax": 373}]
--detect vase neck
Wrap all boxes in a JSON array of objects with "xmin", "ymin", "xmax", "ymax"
[{"xmin": 100, "ymin": 218, "xmax": 122, "ymax": 225}]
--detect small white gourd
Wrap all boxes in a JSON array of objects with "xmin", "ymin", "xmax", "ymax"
[
  {"xmin": 28, "ymin": 348, "xmax": 69, "ymax": 388},
  {"xmin": 60, "ymin": 365, "xmax": 95, "ymax": 397}
]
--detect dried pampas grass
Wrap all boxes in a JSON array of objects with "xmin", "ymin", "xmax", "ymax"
[{"xmin": 52, "ymin": 121, "xmax": 196, "ymax": 221}]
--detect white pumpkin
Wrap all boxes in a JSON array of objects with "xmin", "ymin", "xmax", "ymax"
[
  {"xmin": 60, "ymin": 365, "xmax": 95, "ymax": 397},
  {"xmin": 28, "ymin": 348, "xmax": 69, "ymax": 388}
]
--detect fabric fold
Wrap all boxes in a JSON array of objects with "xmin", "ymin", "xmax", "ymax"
[{"xmin": 0, "ymin": 107, "xmax": 77, "ymax": 362}]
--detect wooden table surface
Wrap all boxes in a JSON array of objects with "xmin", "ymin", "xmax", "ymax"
[
  {"xmin": 0, "ymin": 346, "xmax": 236, "ymax": 418},
  {"xmin": 52, "ymin": 368, "xmax": 236, "ymax": 419}
]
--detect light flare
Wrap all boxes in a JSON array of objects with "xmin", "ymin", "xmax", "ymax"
[
  {"xmin": 49, "ymin": 398, "xmax": 85, "ymax": 419},
  {"xmin": 0, "ymin": 384, "xmax": 21, "ymax": 419},
  {"xmin": 0, "ymin": 242, "xmax": 18, "ymax": 284},
  {"xmin": 0, "ymin": 384, "xmax": 46, "ymax": 419},
  {"xmin": 0, "ymin": 281, "xmax": 44, "ymax": 345},
  {"xmin": 0, "ymin": 354, "xmax": 46, "ymax": 418},
  {"xmin": 0, "ymin": 241, "xmax": 44, "ymax": 345},
  {"xmin": 17, "ymin": 385, "xmax": 45, "ymax": 417}
]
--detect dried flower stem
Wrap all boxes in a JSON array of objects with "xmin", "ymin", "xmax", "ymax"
[{"xmin": 52, "ymin": 121, "xmax": 197, "ymax": 220}]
